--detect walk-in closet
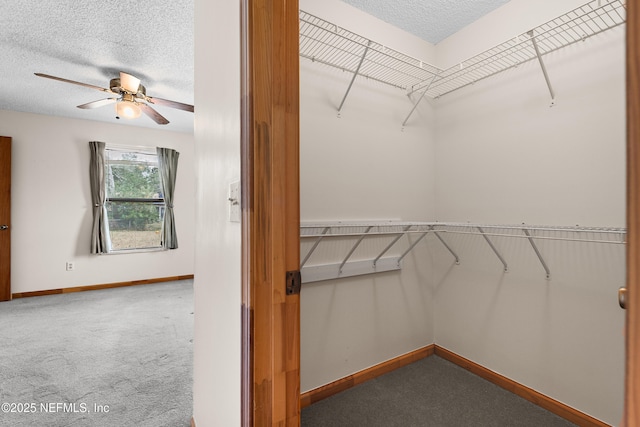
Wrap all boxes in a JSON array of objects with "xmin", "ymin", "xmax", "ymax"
[{"xmin": 297, "ymin": 0, "xmax": 626, "ymax": 425}]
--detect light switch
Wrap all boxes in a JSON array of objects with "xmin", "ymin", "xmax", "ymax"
[{"xmin": 229, "ymin": 181, "xmax": 240, "ymax": 223}]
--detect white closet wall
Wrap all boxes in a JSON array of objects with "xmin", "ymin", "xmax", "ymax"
[
  {"xmin": 300, "ymin": 0, "xmax": 438, "ymax": 392},
  {"xmin": 434, "ymin": 1, "xmax": 626, "ymax": 424},
  {"xmin": 299, "ymin": 0, "xmax": 625, "ymax": 425}
]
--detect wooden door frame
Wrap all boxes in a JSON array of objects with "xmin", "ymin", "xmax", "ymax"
[
  {"xmin": 0, "ymin": 136, "xmax": 10, "ymax": 302},
  {"xmin": 626, "ymin": 2, "xmax": 640, "ymax": 425},
  {"xmin": 240, "ymin": 0, "xmax": 301, "ymax": 425}
]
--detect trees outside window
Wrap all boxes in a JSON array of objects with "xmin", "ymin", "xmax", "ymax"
[{"xmin": 105, "ymin": 149, "xmax": 164, "ymax": 250}]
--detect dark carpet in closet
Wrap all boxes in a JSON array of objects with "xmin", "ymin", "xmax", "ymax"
[{"xmin": 301, "ymin": 356, "xmax": 577, "ymax": 427}]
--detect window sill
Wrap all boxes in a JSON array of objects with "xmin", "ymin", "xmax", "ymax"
[{"xmin": 104, "ymin": 247, "xmax": 167, "ymax": 255}]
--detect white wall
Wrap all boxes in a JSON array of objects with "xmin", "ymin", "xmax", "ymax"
[
  {"xmin": 299, "ymin": 0, "xmax": 438, "ymax": 392},
  {"xmin": 433, "ymin": 1, "xmax": 626, "ymax": 425},
  {"xmin": 0, "ymin": 109, "xmax": 195, "ymax": 295},
  {"xmin": 191, "ymin": 0, "xmax": 241, "ymax": 425}
]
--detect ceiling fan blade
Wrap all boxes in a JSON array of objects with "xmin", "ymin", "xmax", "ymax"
[
  {"xmin": 34, "ymin": 73, "xmax": 113, "ymax": 93},
  {"xmin": 139, "ymin": 103, "xmax": 169, "ymax": 125},
  {"xmin": 120, "ymin": 72, "xmax": 141, "ymax": 93},
  {"xmin": 77, "ymin": 98, "xmax": 118, "ymax": 109},
  {"xmin": 146, "ymin": 96, "xmax": 194, "ymax": 112}
]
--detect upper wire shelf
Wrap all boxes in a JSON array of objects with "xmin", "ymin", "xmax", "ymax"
[
  {"xmin": 299, "ymin": 0, "xmax": 626, "ymax": 116},
  {"xmin": 299, "ymin": 10, "xmax": 441, "ymax": 91},
  {"xmin": 426, "ymin": 0, "xmax": 626, "ymax": 98}
]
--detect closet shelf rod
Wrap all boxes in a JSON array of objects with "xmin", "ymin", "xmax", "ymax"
[
  {"xmin": 477, "ymin": 226, "xmax": 508, "ymax": 272},
  {"xmin": 301, "ymin": 229, "xmax": 433, "ymax": 238},
  {"xmin": 435, "ymin": 229, "xmax": 625, "ymax": 244},
  {"xmin": 302, "ymin": 225, "xmax": 626, "ymax": 240},
  {"xmin": 430, "ymin": 222, "xmax": 626, "ymax": 234}
]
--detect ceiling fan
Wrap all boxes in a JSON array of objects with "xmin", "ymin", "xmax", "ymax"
[{"xmin": 34, "ymin": 71, "xmax": 194, "ymax": 125}]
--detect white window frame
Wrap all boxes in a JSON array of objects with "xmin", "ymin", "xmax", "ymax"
[{"xmin": 104, "ymin": 145, "xmax": 166, "ymax": 252}]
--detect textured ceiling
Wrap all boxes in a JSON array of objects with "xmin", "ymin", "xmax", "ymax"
[
  {"xmin": 0, "ymin": 1, "xmax": 508, "ymax": 133},
  {"xmin": 0, "ymin": 0, "xmax": 194, "ymax": 133},
  {"xmin": 340, "ymin": 0, "xmax": 512, "ymax": 44}
]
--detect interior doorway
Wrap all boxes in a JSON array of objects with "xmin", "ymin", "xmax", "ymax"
[{"xmin": 0, "ymin": 136, "xmax": 11, "ymax": 302}]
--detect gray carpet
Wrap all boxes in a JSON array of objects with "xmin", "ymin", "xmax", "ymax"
[
  {"xmin": 302, "ymin": 356, "xmax": 578, "ymax": 427},
  {"xmin": 0, "ymin": 280, "xmax": 193, "ymax": 427}
]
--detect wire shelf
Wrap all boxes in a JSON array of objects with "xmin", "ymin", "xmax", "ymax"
[
  {"xmin": 299, "ymin": 11, "xmax": 440, "ymax": 91},
  {"xmin": 301, "ymin": 222, "xmax": 626, "ymax": 242},
  {"xmin": 300, "ymin": 0, "xmax": 625, "ymax": 104},
  {"xmin": 300, "ymin": 221, "xmax": 625, "ymax": 282},
  {"xmin": 426, "ymin": 0, "xmax": 626, "ymax": 98}
]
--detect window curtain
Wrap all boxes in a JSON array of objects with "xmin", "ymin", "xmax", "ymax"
[
  {"xmin": 89, "ymin": 141, "xmax": 111, "ymax": 254},
  {"xmin": 157, "ymin": 147, "xmax": 180, "ymax": 249}
]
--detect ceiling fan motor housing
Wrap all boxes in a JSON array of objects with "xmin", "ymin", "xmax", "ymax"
[{"xmin": 109, "ymin": 78, "xmax": 146, "ymax": 96}]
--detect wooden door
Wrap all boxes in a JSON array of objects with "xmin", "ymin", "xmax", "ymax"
[
  {"xmin": 0, "ymin": 136, "xmax": 10, "ymax": 302},
  {"xmin": 241, "ymin": 0, "xmax": 301, "ymax": 425},
  {"xmin": 626, "ymin": 1, "xmax": 640, "ymax": 425}
]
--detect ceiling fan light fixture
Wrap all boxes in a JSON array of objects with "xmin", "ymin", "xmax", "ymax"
[{"xmin": 116, "ymin": 100, "xmax": 141, "ymax": 119}]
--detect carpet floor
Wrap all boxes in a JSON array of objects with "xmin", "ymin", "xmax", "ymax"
[
  {"xmin": 0, "ymin": 280, "xmax": 193, "ymax": 427},
  {"xmin": 302, "ymin": 355, "xmax": 578, "ymax": 427}
]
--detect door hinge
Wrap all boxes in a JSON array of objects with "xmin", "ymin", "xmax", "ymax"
[{"xmin": 286, "ymin": 270, "xmax": 302, "ymax": 295}]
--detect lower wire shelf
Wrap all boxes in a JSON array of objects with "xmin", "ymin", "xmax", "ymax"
[{"xmin": 300, "ymin": 221, "xmax": 626, "ymax": 283}]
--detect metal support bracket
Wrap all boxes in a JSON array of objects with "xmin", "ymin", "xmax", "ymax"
[
  {"xmin": 528, "ymin": 30, "xmax": 556, "ymax": 107},
  {"xmin": 430, "ymin": 226, "xmax": 460, "ymax": 265},
  {"xmin": 477, "ymin": 226, "xmax": 508, "ymax": 272},
  {"xmin": 397, "ymin": 232, "xmax": 429, "ymax": 266},
  {"xmin": 339, "ymin": 226, "xmax": 373, "ymax": 273},
  {"xmin": 301, "ymin": 226, "xmax": 329, "ymax": 268},
  {"xmin": 402, "ymin": 74, "xmax": 438, "ymax": 129},
  {"xmin": 337, "ymin": 41, "xmax": 371, "ymax": 116},
  {"xmin": 523, "ymin": 228, "xmax": 551, "ymax": 280},
  {"xmin": 373, "ymin": 225, "xmax": 412, "ymax": 267}
]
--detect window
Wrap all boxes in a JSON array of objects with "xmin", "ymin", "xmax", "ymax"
[
  {"xmin": 89, "ymin": 141, "xmax": 179, "ymax": 254},
  {"xmin": 104, "ymin": 148, "xmax": 164, "ymax": 251}
]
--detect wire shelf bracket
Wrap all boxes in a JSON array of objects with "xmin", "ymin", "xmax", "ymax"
[
  {"xmin": 430, "ymin": 225, "xmax": 460, "ymax": 265},
  {"xmin": 477, "ymin": 226, "xmax": 508, "ymax": 272},
  {"xmin": 523, "ymin": 227, "xmax": 552, "ymax": 280},
  {"xmin": 528, "ymin": 30, "xmax": 556, "ymax": 107},
  {"xmin": 338, "ymin": 226, "xmax": 373, "ymax": 273},
  {"xmin": 402, "ymin": 74, "xmax": 437, "ymax": 129},
  {"xmin": 337, "ymin": 41, "xmax": 371, "ymax": 116},
  {"xmin": 373, "ymin": 225, "xmax": 412, "ymax": 267}
]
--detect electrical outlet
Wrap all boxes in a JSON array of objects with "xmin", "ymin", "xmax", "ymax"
[{"xmin": 66, "ymin": 261, "xmax": 75, "ymax": 271}]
